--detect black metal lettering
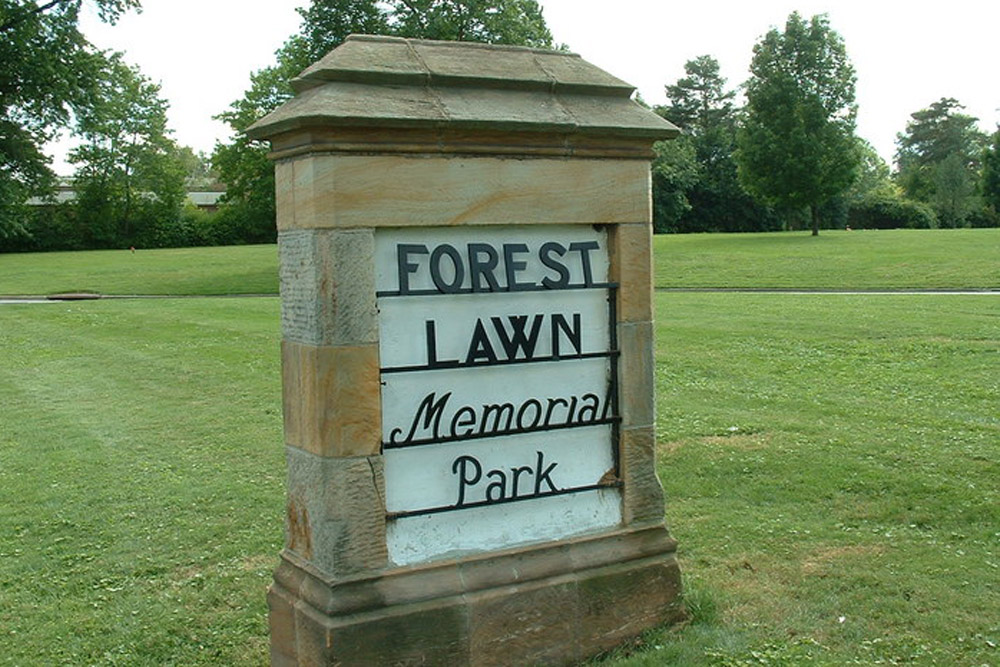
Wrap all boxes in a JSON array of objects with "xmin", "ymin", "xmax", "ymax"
[
  {"xmin": 450, "ymin": 405, "xmax": 477, "ymax": 438},
  {"xmin": 452, "ymin": 455, "xmax": 482, "ymax": 506},
  {"xmin": 510, "ymin": 465, "xmax": 533, "ymax": 497},
  {"xmin": 465, "ymin": 319, "xmax": 498, "ymax": 364},
  {"xmin": 551, "ymin": 313, "xmax": 581, "ymax": 357},
  {"xmin": 468, "ymin": 243, "xmax": 501, "ymax": 292},
  {"xmin": 485, "ymin": 470, "xmax": 507, "ymax": 502},
  {"xmin": 516, "ymin": 398, "xmax": 543, "ymax": 430},
  {"xmin": 397, "ymin": 244, "xmax": 429, "ymax": 294},
  {"xmin": 425, "ymin": 320, "xmax": 459, "ymax": 367},
  {"xmin": 566, "ymin": 395, "xmax": 578, "ymax": 423},
  {"xmin": 569, "ymin": 241, "xmax": 600, "ymax": 286},
  {"xmin": 390, "ymin": 391, "xmax": 451, "ymax": 445},
  {"xmin": 544, "ymin": 397, "xmax": 569, "ymax": 426},
  {"xmin": 480, "ymin": 402, "xmax": 515, "ymax": 433},
  {"xmin": 576, "ymin": 393, "xmax": 601, "ymax": 423},
  {"xmin": 503, "ymin": 243, "xmax": 531, "ymax": 291},
  {"xmin": 491, "ymin": 314, "xmax": 543, "ymax": 360},
  {"xmin": 430, "ymin": 244, "xmax": 465, "ymax": 293},
  {"xmin": 539, "ymin": 242, "xmax": 570, "ymax": 289},
  {"xmin": 533, "ymin": 451, "xmax": 558, "ymax": 494}
]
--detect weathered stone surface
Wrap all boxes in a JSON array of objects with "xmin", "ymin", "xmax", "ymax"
[
  {"xmin": 267, "ymin": 524, "xmax": 682, "ymax": 665},
  {"xmin": 284, "ymin": 448, "xmax": 388, "ymax": 576},
  {"xmin": 278, "ymin": 229, "xmax": 377, "ymax": 345},
  {"xmin": 618, "ymin": 320, "xmax": 656, "ymax": 429},
  {"xmin": 620, "ymin": 426, "xmax": 667, "ymax": 524},
  {"xmin": 248, "ymin": 36, "xmax": 679, "ymax": 143},
  {"xmin": 467, "ymin": 578, "xmax": 579, "ymax": 665},
  {"xmin": 294, "ymin": 35, "xmax": 632, "ymax": 94},
  {"xmin": 296, "ymin": 594, "xmax": 470, "ymax": 666},
  {"xmin": 281, "ymin": 340, "xmax": 381, "ymax": 458},
  {"xmin": 576, "ymin": 557, "xmax": 684, "ymax": 650},
  {"xmin": 267, "ymin": 582, "xmax": 298, "ymax": 667},
  {"xmin": 610, "ymin": 222, "xmax": 654, "ymax": 324},
  {"xmin": 275, "ymin": 154, "xmax": 651, "ymax": 231}
]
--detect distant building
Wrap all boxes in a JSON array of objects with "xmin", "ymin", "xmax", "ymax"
[{"xmin": 27, "ymin": 186, "xmax": 226, "ymax": 211}]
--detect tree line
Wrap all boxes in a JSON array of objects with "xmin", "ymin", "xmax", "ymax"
[
  {"xmin": 2, "ymin": 2, "xmax": 998, "ymax": 254},
  {"xmin": 653, "ymin": 13, "xmax": 1000, "ymax": 234}
]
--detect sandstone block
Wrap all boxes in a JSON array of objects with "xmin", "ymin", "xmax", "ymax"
[{"xmin": 281, "ymin": 341, "xmax": 381, "ymax": 458}]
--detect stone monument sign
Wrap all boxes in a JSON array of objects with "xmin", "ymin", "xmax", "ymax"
[{"xmin": 249, "ymin": 34, "xmax": 683, "ymax": 665}]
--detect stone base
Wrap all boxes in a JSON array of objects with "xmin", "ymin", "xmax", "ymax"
[{"xmin": 268, "ymin": 523, "xmax": 683, "ymax": 666}]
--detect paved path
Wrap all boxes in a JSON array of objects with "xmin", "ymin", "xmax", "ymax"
[
  {"xmin": 2, "ymin": 290, "xmax": 998, "ymax": 304},
  {"xmin": 656, "ymin": 288, "xmax": 1000, "ymax": 295}
]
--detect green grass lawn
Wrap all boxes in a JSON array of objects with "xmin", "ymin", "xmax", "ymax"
[
  {"xmin": 2, "ymin": 228, "xmax": 998, "ymax": 296},
  {"xmin": 0, "ymin": 245, "xmax": 279, "ymax": 296},
  {"xmin": 1, "ymin": 293, "xmax": 996, "ymax": 664},
  {"xmin": 654, "ymin": 228, "xmax": 1000, "ymax": 290}
]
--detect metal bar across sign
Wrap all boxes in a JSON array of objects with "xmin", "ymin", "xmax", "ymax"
[{"xmin": 375, "ymin": 225, "xmax": 623, "ymax": 565}]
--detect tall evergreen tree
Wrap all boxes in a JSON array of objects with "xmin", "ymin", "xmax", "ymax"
[
  {"xmin": 895, "ymin": 98, "xmax": 987, "ymax": 226},
  {"xmin": 982, "ymin": 127, "xmax": 1000, "ymax": 215},
  {"xmin": 653, "ymin": 55, "xmax": 777, "ymax": 233},
  {"xmin": 736, "ymin": 12, "xmax": 859, "ymax": 235}
]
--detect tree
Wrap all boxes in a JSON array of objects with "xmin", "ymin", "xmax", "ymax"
[
  {"xmin": 650, "ymin": 138, "xmax": 698, "ymax": 233},
  {"xmin": 652, "ymin": 55, "xmax": 778, "ymax": 233},
  {"xmin": 0, "ymin": 0, "xmax": 139, "ymax": 242},
  {"xmin": 736, "ymin": 12, "xmax": 859, "ymax": 235},
  {"xmin": 983, "ymin": 127, "xmax": 1000, "ymax": 215},
  {"xmin": 68, "ymin": 53, "xmax": 185, "ymax": 248},
  {"xmin": 388, "ymin": 0, "xmax": 552, "ymax": 47},
  {"xmin": 212, "ymin": 0, "xmax": 555, "ymax": 241},
  {"xmin": 895, "ymin": 98, "xmax": 987, "ymax": 226}
]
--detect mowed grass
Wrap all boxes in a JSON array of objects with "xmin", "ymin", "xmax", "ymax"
[
  {"xmin": 654, "ymin": 228, "xmax": 1000, "ymax": 290},
  {"xmin": 2, "ymin": 228, "xmax": 998, "ymax": 296},
  {"xmin": 0, "ymin": 299, "xmax": 284, "ymax": 665},
  {"xmin": 1, "ymin": 293, "xmax": 997, "ymax": 664},
  {"xmin": 0, "ymin": 244, "xmax": 278, "ymax": 296}
]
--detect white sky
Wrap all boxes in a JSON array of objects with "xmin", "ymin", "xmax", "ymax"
[{"xmin": 48, "ymin": 0, "xmax": 1000, "ymax": 174}]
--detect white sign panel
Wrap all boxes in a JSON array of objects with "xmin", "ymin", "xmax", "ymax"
[{"xmin": 375, "ymin": 225, "xmax": 622, "ymax": 565}]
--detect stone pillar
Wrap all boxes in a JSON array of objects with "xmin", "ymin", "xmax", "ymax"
[{"xmin": 249, "ymin": 35, "xmax": 683, "ymax": 666}]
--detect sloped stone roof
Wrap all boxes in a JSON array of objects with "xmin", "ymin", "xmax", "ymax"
[{"xmin": 248, "ymin": 35, "xmax": 678, "ymax": 141}]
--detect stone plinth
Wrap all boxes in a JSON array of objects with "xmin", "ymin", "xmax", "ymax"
[{"xmin": 249, "ymin": 34, "xmax": 683, "ymax": 666}]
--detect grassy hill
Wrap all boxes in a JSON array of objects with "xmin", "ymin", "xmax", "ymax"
[
  {"xmin": 653, "ymin": 228, "xmax": 1000, "ymax": 289},
  {"xmin": 1, "ymin": 228, "xmax": 998, "ymax": 296},
  {"xmin": 0, "ymin": 244, "xmax": 279, "ymax": 296}
]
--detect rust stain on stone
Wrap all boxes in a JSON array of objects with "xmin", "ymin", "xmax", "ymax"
[
  {"xmin": 287, "ymin": 497, "xmax": 313, "ymax": 559},
  {"xmin": 598, "ymin": 468, "xmax": 620, "ymax": 485}
]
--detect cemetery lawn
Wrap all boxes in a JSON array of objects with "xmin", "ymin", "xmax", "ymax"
[
  {"xmin": 2, "ymin": 228, "xmax": 998, "ymax": 297},
  {"xmin": 0, "ymin": 244, "xmax": 278, "ymax": 296},
  {"xmin": 1, "ymin": 293, "xmax": 996, "ymax": 664},
  {"xmin": 653, "ymin": 227, "xmax": 1000, "ymax": 290}
]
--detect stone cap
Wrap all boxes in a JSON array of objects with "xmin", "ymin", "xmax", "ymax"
[{"xmin": 247, "ymin": 35, "xmax": 679, "ymax": 142}]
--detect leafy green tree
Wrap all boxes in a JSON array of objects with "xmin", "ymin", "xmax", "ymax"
[
  {"xmin": 895, "ymin": 98, "xmax": 987, "ymax": 209},
  {"xmin": 212, "ymin": 0, "xmax": 554, "ymax": 241},
  {"xmin": 736, "ymin": 12, "xmax": 859, "ymax": 236},
  {"xmin": 653, "ymin": 55, "xmax": 778, "ymax": 233},
  {"xmin": 650, "ymin": 138, "xmax": 698, "ymax": 233},
  {"xmin": 848, "ymin": 139, "xmax": 896, "ymax": 200},
  {"xmin": 895, "ymin": 98, "xmax": 988, "ymax": 227},
  {"xmin": 983, "ymin": 127, "xmax": 1000, "ymax": 215},
  {"xmin": 0, "ymin": 0, "xmax": 139, "ymax": 243},
  {"xmin": 388, "ymin": 0, "xmax": 552, "ymax": 47},
  {"xmin": 930, "ymin": 152, "xmax": 978, "ymax": 227},
  {"xmin": 68, "ymin": 53, "xmax": 184, "ymax": 248}
]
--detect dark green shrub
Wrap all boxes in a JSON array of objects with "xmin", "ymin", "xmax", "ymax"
[{"xmin": 848, "ymin": 195, "xmax": 937, "ymax": 230}]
